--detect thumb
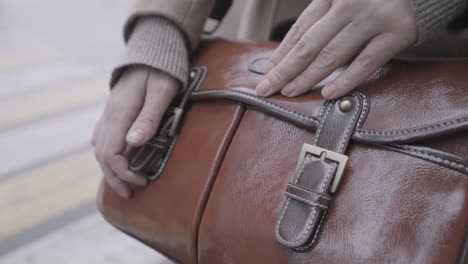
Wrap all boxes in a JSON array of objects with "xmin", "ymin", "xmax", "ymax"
[{"xmin": 126, "ymin": 71, "xmax": 179, "ymax": 146}]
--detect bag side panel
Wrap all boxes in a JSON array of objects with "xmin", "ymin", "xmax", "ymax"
[{"xmin": 198, "ymin": 109, "xmax": 468, "ymax": 264}]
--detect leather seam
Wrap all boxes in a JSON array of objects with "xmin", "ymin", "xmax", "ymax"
[
  {"xmin": 398, "ymin": 145, "xmax": 468, "ymax": 173},
  {"xmin": 296, "ymin": 209, "xmax": 328, "ymax": 251},
  {"xmin": 338, "ymin": 95, "xmax": 362, "ymax": 153},
  {"xmin": 356, "ymin": 116, "xmax": 468, "ymax": 136},
  {"xmin": 195, "ymin": 106, "xmax": 246, "ymax": 264},
  {"xmin": 190, "ymin": 90, "xmax": 468, "ymax": 144},
  {"xmin": 317, "ymin": 100, "xmax": 328, "ymax": 119},
  {"xmin": 355, "ymin": 91, "xmax": 369, "ymax": 128},
  {"xmin": 201, "ymin": 90, "xmax": 321, "ymax": 125},
  {"xmin": 313, "ymin": 101, "xmax": 333, "ymax": 145}
]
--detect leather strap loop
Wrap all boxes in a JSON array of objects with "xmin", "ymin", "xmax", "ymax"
[{"xmin": 285, "ymin": 183, "xmax": 331, "ymax": 209}]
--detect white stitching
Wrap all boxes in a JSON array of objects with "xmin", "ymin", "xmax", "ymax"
[
  {"xmin": 317, "ymin": 100, "xmax": 329, "ymax": 119},
  {"xmin": 296, "ymin": 210, "xmax": 328, "ymax": 251},
  {"xmin": 313, "ymin": 102, "xmax": 333, "ymax": 144},
  {"xmin": 338, "ymin": 96, "xmax": 362, "ymax": 153},
  {"xmin": 355, "ymin": 91, "xmax": 369, "ymax": 128},
  {"xmin": 198, "ymin": 90, "xmax": 321, "ymax": 125},
  {"xmin": 193, "ymin": 89, "xmax": 468, "ymax": 145},
  {"xmin": 357, "ymin": 116, "xmax": 468, "ymax": 136},
  {"xmin": 398, "ymin": 145, "xmax": 468, "ymax": 173}
]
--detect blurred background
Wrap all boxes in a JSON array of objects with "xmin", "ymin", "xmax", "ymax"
[{"xmin": 0, "ymin": 0, "xmax": 247, "ymax": 263}]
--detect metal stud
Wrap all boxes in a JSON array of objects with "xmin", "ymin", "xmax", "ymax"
[
  {"xmin": 189, "ymin": 70, "xmax": 197, "ymax": 80},
  {"xmin": 339, "ymin": 99, "xmax": 353, "ymax": 112}
]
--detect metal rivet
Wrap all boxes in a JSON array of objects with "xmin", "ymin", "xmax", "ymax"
[
  {"xmin": 189, "ymin": 70, "xmax": 197, "ymax": 80},
  {"xmin": 339, "ymin": 99, "xmax": 353, "ymax": 112}
]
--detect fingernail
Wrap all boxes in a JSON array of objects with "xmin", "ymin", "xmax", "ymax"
[
  {"xmin": 256, "ymin": 79, "xmax": 271, "ymax": 97},
  {"xmin": 127, "ymin": 129, "xmax": 145, "ymax": 144},
  {"xmin": 118, "ymin": 186, "xmax": 132, "ymax": 199},
  {"xmin": 122, "ymin": 190, "xmax": 132, "ymax": 199},
  {"xmin": 322, "ymin": 84, "xmax": 336, "ymax": 99},
  {"xmin": 281, "ymin": 84, "xmax": 295, "ymax": 97},
  {"xmin": 134, "ymin": 175, "xmax": 148, "ymax": 186}
]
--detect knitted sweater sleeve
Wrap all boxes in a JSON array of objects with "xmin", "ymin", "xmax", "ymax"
[
  {"xmin": 110, "ymin": 16, "xmax": 189, "ymax": 88},
  {"xmin": 412, "ymin": 0, "xmax": 468, "ymax": 43}
]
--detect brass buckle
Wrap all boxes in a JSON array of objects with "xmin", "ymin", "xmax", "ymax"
[
  {"xmin": 296, "ymin": 144, "xmax": 349, "ymax": 193},
  {"xmin": 168, "ymin": 107, "xmax": 183, "ymax": 137}
]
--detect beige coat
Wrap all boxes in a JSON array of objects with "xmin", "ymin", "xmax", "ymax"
[
  {"xmin": 125, "ymin": 0, "xmax": 216, "ymax": 51},
  {"xmin": 126, "ymin": 0, "xmax": 468, "ymax": 57},
  {"xmin": 125, "ymin": 0, "xmax": 313, "ymax": 50}
]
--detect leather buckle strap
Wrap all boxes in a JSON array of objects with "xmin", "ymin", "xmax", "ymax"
[{"xmin": 275, "ymin": 92, "xmax": 369, "ymax": 251}]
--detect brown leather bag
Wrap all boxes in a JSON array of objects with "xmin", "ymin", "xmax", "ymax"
[{"xmin": 97, "ymin": 40, "xmax": 468, "ymax": 264}]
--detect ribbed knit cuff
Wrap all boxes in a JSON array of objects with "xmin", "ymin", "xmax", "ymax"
[
  {"xmin": 412, "ymin": 0, "xmax": 468, "ymax": 43},
  {"xmin": 111, "ymin": 16, "xmax": 189, "ymax": 88}
]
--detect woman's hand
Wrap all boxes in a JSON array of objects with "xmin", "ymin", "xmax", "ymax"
[
  {"xmin": 92, "ymin": 66, "xmax": 178, "ymax": 198},
  {"xmin": 256, "ymin": 0, "xmax": 417, "ymax": 99}
]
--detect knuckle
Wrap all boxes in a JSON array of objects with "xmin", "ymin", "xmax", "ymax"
[
  {"xmin": 266, "ymin": 69, "xmax": 285, "ymax": 85},
  {"xmin": 332, "ymin": 0, "xmax": 359, "ymax": 14},
  {"xmin": 293, "ymin": 37, "xmax": 313, "ymax": 61},
  {"xmin": 293, "ymin": 78, "xmax": 310, "ymax": 91},
  {"xmin": 100, "ymin": 151, "xmax": 113, "ymax": 164},
  {"xmin": 315, "ymin": 47, "xmax": 337, "ymax": 70},
  {"xmin": 397, "ymin": 19, "xmax": 417, "ymax": 40},
  {"xmin": 289, "ymin": 21, "xmax": 303, "ymax": 43},
  {"xmin": 354, "ymin": 54, "xmax": 373, "ymax": 73}
]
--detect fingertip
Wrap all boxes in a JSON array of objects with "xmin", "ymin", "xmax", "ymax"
[
  {"xmin": 126, "ymin": 129, "xmax": 146, "ymax": 146},
  {"xmin": 255, "ymin": 79, "xmax": 271, "ymax": 97},
  {"xmin": 321, "ymin": 84, "xmax": 337, "ymax": 99},
  {"xmin": 280, "ymin": 82, "xmax": 296, "ymax": 97},
  {"xmin": 106, "ymin": 175, "xmax": 132, "ymax": 199},
  {"xmin": 121, "ymin": 189, "xmax": 132, "ymax": 199},
  {"xmin": 127, "ymin": 172, "xmax": 149, "ymax": 187},
  {"xmin": 116, "ymin": 180, "xmax": 132, "ymax": 199}
]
